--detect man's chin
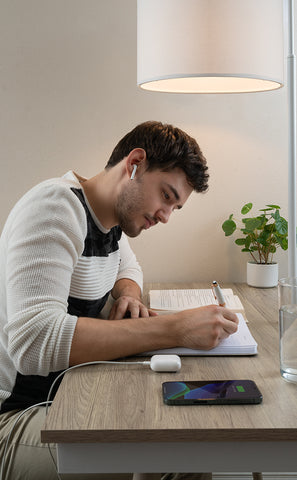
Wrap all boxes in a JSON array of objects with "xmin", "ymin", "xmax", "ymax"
[{"xmin": 121, "ymin": 225, "xmax": 143, "ymax": 238}]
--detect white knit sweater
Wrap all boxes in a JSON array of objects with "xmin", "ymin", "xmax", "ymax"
[{"xmin": 0, "ymin": 171, "xmax": 143, "ymax": 408}]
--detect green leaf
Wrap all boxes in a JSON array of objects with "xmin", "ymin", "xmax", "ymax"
[
  {"xmin": 257, "ymin": 215, "xmax": 268, "ymax": 229},
  {"xmin": 275, "ymin": 234, "xmax": 288, "ymax": 250},
  {"xmin": 241, "ymin": 203, "xmax": 253, "ymax": 215},
  {"xmin": 242, "ymin": 217, "xmax": 262, "ymax": 232},
  {"xmin": 222, "ymin": 218, "xmax": 236, "ymax": 236},
  {"xmin": 275, "ymin": 216, "xmax": 288, "ymax": 235},
  {"xmin": 271, "ymin": 209, "xmax": 280, "ymax": 221},
  {"xmin": 259, "ymin": 208, "xmax": 274, "ymax": 212},
  {"xmin": 281, "ymin": 238, "xmax": 288, "ymax": 250},
  {"xmin": 235, "ymin": 238, "xmax": 246, "ymax": 245},
  {"xmin": 264, "ymin": 223, "xmax": 275, "ymax": 233},
  {"xmin": 245, "ymin": 236, "xmax": 252, "ymax": 248},
  {"xmin": 260, "ymin": 205, "xmax": 280, "ymax": 213},
  {"xmin": 266, "ymin": 204, "xmax": 280, "ymax": 209}
]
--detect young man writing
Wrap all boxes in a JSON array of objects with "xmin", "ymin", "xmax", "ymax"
[{"xmin": 0, "ymin": 121, "xmax": 238, "ymax": 479}]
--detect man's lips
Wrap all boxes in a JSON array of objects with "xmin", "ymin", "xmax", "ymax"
[{"xmin": 144, "ymin": 216, "xmax": 157, "ymax": 229}]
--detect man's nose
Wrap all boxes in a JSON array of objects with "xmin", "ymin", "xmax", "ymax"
[{"xmin": 156, "ymin": 206, "xmax": 173, "ymax": 224}]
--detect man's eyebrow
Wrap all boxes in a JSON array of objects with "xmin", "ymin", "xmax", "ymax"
[{"xmin": 166, "ymin": 183, "xmax": 183, "ymax": 209}]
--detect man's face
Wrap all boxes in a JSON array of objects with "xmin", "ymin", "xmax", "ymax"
[{"xmin": 116, "ymin": 168, "xmax": 193, "ymax": 237}]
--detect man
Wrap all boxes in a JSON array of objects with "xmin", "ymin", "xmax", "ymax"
[{"xmin": 0, "ymin": 121, "xmax": 238, "ymax": 479}]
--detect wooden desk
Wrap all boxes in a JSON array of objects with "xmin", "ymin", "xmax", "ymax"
[{"xmin": 41, "ymin": 283, "xmax": 297, "ymax": 474}]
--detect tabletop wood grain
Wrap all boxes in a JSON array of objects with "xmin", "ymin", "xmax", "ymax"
[{"xmin": 41, "ymin": 283, "xmax": 297, "ymax": 444}]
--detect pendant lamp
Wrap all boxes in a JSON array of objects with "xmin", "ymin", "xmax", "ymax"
[{"xmin": 137, "ymin": 0, "xmax": 284, "ymax": 94}]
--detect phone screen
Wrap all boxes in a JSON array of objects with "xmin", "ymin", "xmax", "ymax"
[{"xmin": 162, "ymin": 380, "xmax": 262, "ymax": 405}]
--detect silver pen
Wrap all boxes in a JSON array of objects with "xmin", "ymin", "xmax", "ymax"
[{"xmin": 212, "ymin": 281, "xmax": 226, "ymax": 307}]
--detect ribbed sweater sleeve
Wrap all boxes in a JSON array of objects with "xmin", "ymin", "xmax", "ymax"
[{"xmin": 2, "ymin": 180, "xmax": 86, "ymax": 376}]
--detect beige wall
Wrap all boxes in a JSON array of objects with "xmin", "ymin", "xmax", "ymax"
[{"xmin": 0, "ymin": 0, "xmax": 292, "ymax": 283}]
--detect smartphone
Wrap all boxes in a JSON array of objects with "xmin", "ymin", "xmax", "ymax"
[{"xmin": 162, "ymin": 380, "xmax": 263, "ymax": 405}]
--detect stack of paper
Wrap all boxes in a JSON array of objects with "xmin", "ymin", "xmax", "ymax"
[{"xmin": 149, "ymin": 288, "xmax": 244, "ymax": 313}]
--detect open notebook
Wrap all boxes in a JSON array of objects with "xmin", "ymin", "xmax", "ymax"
[{"xmin": 139, "ymin": 288, "xmax": 257, "ymax": 356}]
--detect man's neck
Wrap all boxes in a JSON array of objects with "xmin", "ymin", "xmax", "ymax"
[{"xmin": 80, "ymin": 169, "xmax": 120, "ymax": 230}]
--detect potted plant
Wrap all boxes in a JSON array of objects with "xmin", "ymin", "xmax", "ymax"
[{"xmin": 222, "ymin": 203, "xmax": 288, "ymax": 287}]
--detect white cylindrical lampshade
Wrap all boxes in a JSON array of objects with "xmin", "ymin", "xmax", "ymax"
[{"xmin": 137, "ymin": 0, "xmax": 284, "ymax": 93}]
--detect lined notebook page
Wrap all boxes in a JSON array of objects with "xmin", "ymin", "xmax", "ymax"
[{"xmin": 149, "ymin": 288, "xmax": 244, "ymax": 311}]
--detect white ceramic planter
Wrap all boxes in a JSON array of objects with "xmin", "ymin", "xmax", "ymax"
[{"xmin": 246, "ymin": 261, "xmax": 278, "ymax": 288}]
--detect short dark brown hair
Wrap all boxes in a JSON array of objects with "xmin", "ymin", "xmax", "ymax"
[{"xmin": 105, "ymin": 121, "xmax": 209, "ymax": 192}]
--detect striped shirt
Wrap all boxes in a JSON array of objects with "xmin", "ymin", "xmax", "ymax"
[{"xmin": 0, "ymin": 171, "xmax": 143, "ymax": 412}]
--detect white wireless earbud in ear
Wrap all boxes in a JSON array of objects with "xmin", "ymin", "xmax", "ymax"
[
  {"xmin": 130, "ymin": 164, "xmax": 137, "ymax": 180},
  {"xmin": 150, "ymin": 355, "xmax": 181, "ymax": 372}
]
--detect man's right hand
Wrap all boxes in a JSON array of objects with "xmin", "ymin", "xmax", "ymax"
[{"xmin": 174, "ymin": 304, "xmax": 239, "ymax": 351}]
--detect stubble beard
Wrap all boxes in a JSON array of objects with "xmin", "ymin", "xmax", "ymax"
[{"xmin": 116, "ymin": 180, "xmax": 145, "ymax": 238}]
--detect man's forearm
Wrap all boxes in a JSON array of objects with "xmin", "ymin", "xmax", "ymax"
[
  {"xmin": 69, "ymin": 305, "xmax": 239, "ymax": 366},
  {"xmin": 69, "ymin": 313, "xmax": 178, "ymax": 365}
]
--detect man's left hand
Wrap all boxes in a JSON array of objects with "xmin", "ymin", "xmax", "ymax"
[{"xmin": 108, "ymin": 295, "xmax": 158, "ymax": 320}]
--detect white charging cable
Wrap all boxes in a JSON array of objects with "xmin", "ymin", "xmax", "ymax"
[
  {"xmin": 45, "ymin": 359, "xmax": 149, "ymax": 414},
  {"xmin": 0, "ymin": 355, "xmax": 181, "ymax": 480},
  {"xmin": 45, "ymin": 355, "xmax": 181, "ymax": 413}
]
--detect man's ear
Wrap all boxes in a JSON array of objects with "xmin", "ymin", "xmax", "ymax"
[{"xmin": 125, "ymin": 148, "xmax": 147, "ymax": 179}]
